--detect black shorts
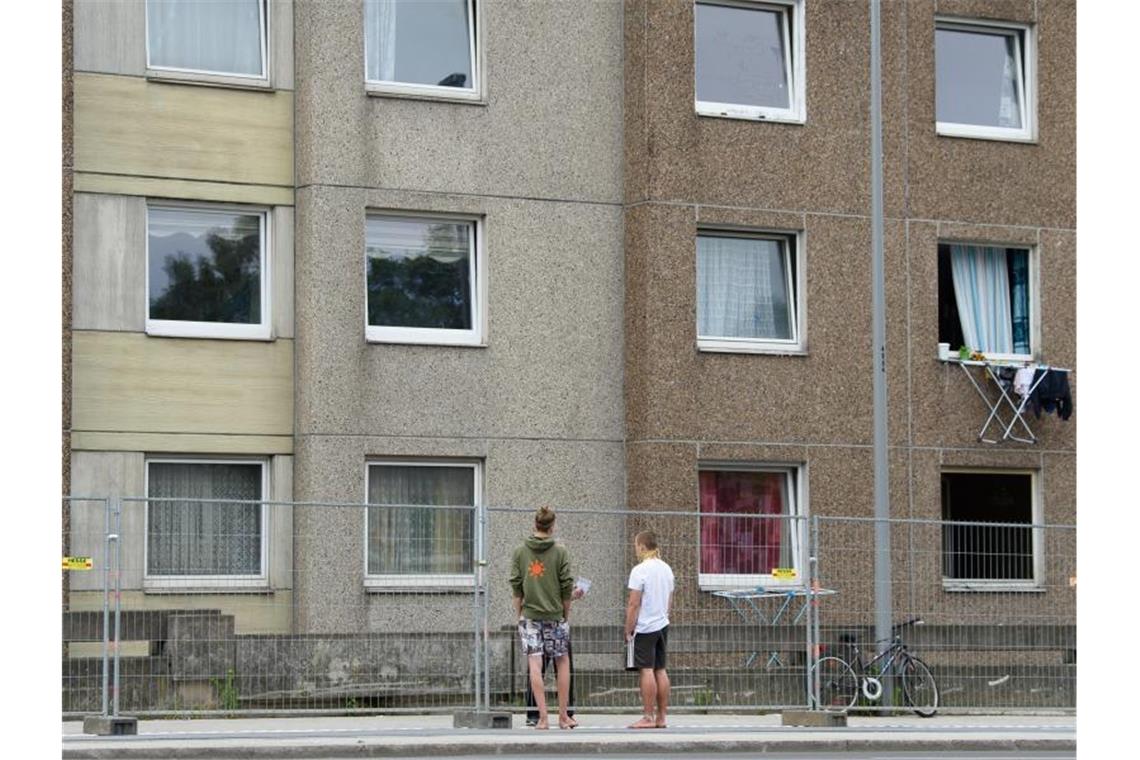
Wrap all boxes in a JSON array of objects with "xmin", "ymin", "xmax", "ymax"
[{"xmin": 633, "ymin": 625, "xmax": 669, "ymax": 670}]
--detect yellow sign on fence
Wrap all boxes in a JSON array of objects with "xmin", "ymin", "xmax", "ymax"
[
  {"xmin": 771, "ymin": 567, "xmax": 797, "ymax": 580},
  {"xmin": 62, "ymin": 556, "xmax": 93, "ymax": 571}
]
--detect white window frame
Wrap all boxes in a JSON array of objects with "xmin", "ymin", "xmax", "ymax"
[
  {"xmin": 364, "ymin": 212, "xmax": 486, "ymax": 347},
  {"xmin": 934, "ymin": 18, "xmax": 1036, "ymax": 142},
  {"xmin": 364, "ymin": 0, "xmax": 484, "ymax": 102},
  {"xmin": 696, "ymin": 229, "xmax": 807, "ymax": 354},
  {"xmin": 940, "ymin": 468, "xmax": 1043, "ymax": 592},
  {"xmin": 143, "ymin": 457, "xmax": 270, "ymax": 591},
  {"xmin": 938, "ymin": 240, "xmax": 1039, "ymax": 363},
  {"xmin": 145, "ymin": 201, "xmax": 272, "ymax": 341},
  {"xmin": 364, "ymin": 459, "xmax": 482, "ymax": 591},
  {"xmin": 144, "ymin": 0, "xmax": 271, "ymax": 85},
  {"xmin": 694, "ymin": 0, "xmax": 806, "ymax": 124},
  {"xmin": 697, "ymin": 463, "xmax": 807, "ymax": 591}
]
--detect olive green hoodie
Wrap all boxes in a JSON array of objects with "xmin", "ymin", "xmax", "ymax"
[{"xmin": 509, "ymin": 535, "xmax": 574, "ymax": 621}]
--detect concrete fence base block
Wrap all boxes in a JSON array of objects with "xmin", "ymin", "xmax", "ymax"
[
  {"xmin": 82, "ymin": 715, "xmax": 138, "ymax": 735},
  {"xmin": 781, "ymin": 710, "xmax": 847, "ymax": 727},
  {"xmin": 452, "ymin": 710, "xmax": 513, "ymax": 729}
]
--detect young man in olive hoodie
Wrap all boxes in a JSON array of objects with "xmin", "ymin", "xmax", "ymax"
[{"xmin": 509, "ymin": 506, "xmax": 577, "ymax": 729}]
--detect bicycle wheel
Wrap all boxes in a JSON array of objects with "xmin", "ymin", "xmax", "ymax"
[
  {"xmin": 901, "ymin": 656, "xmax": 939, "ymax": 717},
  {"xmin": 808, "ymin": 656, "xmax": 858, "ymax": 712}
]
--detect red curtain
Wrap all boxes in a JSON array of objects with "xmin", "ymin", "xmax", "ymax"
[{"xmin": 700, "ymin": 471, "xmax": 785, "ymax": 576}]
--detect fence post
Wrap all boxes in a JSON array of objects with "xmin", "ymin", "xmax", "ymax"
[
  {"xmin": 112, "ymin": 496, "xmax": 123, "ymax": 717},
  {"xmin": 480, "ymin": 505, "xmax": 491, "ymax": 711},
  {"xmin": 472, "ymin": 507, "xmax": 482, "ymax": 712},
  {"xmin": 101, "ymin": 497, "xmax": 111, "ymax": 717},
  {"xmin": 810, "ymin": 515, "xmax": 821, "ymax": 710}
]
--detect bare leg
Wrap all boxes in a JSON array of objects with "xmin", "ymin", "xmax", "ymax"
[
  {"xmin": 627, "ymin": 667, "xmax": 656, "ymax": 727},
  {"xmin": 654, "ymin": 668, "xmax": 670, "ymax": 727},
  {"xmin": 555, "ymin": 655, "xmax": 572, "ymax": 728},
  {"xmin": 527, "ymin": 655, "xmax": 548, "ymax": 729}
]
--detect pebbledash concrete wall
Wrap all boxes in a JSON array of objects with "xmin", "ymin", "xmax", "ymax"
[
  {"xmin": 623, "ymin": 0, "xmax": 1075, "ymax": 625},
  {"xmin": 291, "ymin": 0, "xmax": 628, "ymax": 634}
]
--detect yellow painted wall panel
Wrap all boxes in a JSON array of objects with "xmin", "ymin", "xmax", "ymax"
[
  {"xmin": 74, "ymin": 172, "xmax": 295, "ymax": 207},
  {"xmin": 74, "ymin": 73, "xmax": 293, "ymax": 186},
  {"xmin": 71, "ymin": 431, "xmax": 293, "ymax": 455},
  {"xmin": 67, "ymin": 590, "xmax": 293, "ymax": 635},
  {"xmin": 73, "ymin": 332, "xmax": 293, "ymax": 436}
]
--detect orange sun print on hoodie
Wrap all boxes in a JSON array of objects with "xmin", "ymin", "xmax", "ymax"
[{"xmin": 528, "ymin": 559, "xmax": 545, "ymax": 578}]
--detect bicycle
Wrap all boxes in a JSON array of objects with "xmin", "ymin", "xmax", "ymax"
[{"xmin": 808, "ymin": 617, "xmax": 939, "ymax": 717}]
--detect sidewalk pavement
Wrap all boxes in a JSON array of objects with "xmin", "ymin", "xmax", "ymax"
[{"xmin": 62, "ymin": 712, "xmax": 1076, "ymax": 758}]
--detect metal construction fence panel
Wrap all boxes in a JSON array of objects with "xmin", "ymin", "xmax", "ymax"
[
  {"xmin": 811, "ymin": 516, "xmax": 1076, "ymax": 714},
  {"xmin": 62, "ymin": 498, "xmax": 1075, "ymax": 718},
  {"xmin": 484, "ymin": 507, "xmax": 813, "ymax": 715},
  {"xmin": 63, "ymin": 497, "xmax": 482, "ymax": 717}
]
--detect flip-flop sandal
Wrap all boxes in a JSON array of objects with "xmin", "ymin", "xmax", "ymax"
[{"xmin": 628, "ymin": 718, "xmax": 657, "ymax": 729}]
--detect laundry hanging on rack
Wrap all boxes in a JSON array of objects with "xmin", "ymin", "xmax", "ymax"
[
  {"xmin": 1013, "ymin": 366, "xmax": 1036, "ymax": 398},
  {"xmin": 1029, "ymin": 368, "xmax": 1073, "ymax": 421}
]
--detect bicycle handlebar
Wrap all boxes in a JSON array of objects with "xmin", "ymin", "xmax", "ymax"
[{"xmin": 892, "ymin": 617, "xmax": 925, "ymax": 630}]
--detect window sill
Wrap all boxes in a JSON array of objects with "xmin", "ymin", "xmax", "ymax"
[
  {"xmin": 699, "ymin": 342, "xmax": 807, "ymax": 357},
  {"xmin": 365, "ymin": 576, "xmax": 475, "ymax": 593},
  {"xmin": 146, "ymin": 325, "xmax": 274, "ymax": 342},
  {"xmin": 143, "ymin": 580, "xmax": 271, "ymax": 594},
  {"xmin": 365, "ymin": 333, "xmax": 486, "ymax": 348},
  {"xmin": 936, "ymin": 124, "xmax": 1037, "ymax": 145},
  {"xmin": 942, "ymin": 580, "xmax": 1044, "ymax": 593},
  {"xmin": 696, "ymin": 107, "xmax": 805, "ymax": 126},
  {"xmin": 146, "ymin": 69, "xmax": 274, "ymax": 92},
  {"xmin": 699, "ymin": 575, "xmax": 802, "ymax": 592},
  {"xmin": 366, "ymin": 84, "xmax": 486, "ymax": 106}
]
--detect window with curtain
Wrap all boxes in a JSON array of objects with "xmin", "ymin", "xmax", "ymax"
[
  {"xmin": 935, "ymin": 20, "xmax": 1033, "ymax": 140},
  {"xmin": 147, "ymin": 461, "xmax": 264, "ymax": 578},
  {"xmin": 699, "ymin": 468, "xmax": 799, "ymax": 587},
  {"xmin": 365, "ymin": 214, "xmax": 481, "ymax": 345},
  {"xmin": 694, "ymin": 0, "xmax": 803, "ymax": 121},
  {"xmin": 147, "ymin": 204, "xmax": 269, "ymax": 340},
  {"xmin": 367, "ymin": 463, "xmax": 476, "ymax": 580},
  {"xmin": 937, "ymin": 243, "xmax": 1032, "ymax": 358},
  {"xmin": 146, "ymin": 0, "xmax": 266, "ymax": 78},
  {"xmin": 697, "ymin": 232, "xmax": 800, "ymax": 351},
  {"xmin": 364, "ymin": 0, "xmax": 478, "ymax": 94},
  {"xmin": 941, "ymin": 471, "xmax": 1036, "ymax": 585}
]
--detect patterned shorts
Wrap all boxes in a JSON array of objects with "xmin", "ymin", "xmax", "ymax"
[{"xmin": 518, "ymin": 618, "xmax": 571, "ymax": 658}]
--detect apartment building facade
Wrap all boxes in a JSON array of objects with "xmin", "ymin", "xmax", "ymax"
[{"xmin": 65, "ymin": 0, "xmax": 1074, "ymax": 662}]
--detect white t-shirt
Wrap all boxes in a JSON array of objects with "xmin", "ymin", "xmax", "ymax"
[{"xmin": 627, "ymin": 557, "xmax": 674, "ymax": 634}]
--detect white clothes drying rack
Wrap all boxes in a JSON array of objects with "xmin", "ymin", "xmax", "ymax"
[{"xmin": 951, "ymin": 359, "xmax": 1072, "ymax": 444}]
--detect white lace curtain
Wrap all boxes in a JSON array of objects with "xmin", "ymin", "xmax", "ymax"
[
  {"xmin": 147, "ymin": 0, "xmax": 264, "ymax": 77},
  {"xmin": 697, "ymin": 236, "xmax": 792, "ymax": 340},
  {"xmin": 364, "ymin": 0, "xmax": 398, "ymax": 82},
  {"xmin": 368, "ymin": 465, "xmax": 474, "ymax": 575},
  {"xmin": 147, "ymin": 462, "xmax": 263, "ymax": 576}
]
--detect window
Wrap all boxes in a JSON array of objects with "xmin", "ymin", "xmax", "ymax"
[
  {"xmin": 365, "ymin": 214, "xmax": 484, "ymax": 346},
  {"xmin": 366, "ymin": 461, "xmax": 480, "ymax": 588},
  {"xmin": 146, "ymin": 204, "xmax": 271, "ymax": 340},
  {"xmin": 937, "ymin": 243, "xmax": 1034, "ymax": 361},
  {"xmin": 699, "ymin": 466, "xmax": 803, "ymax": 589},
  {"xmin": 941, "ymin": 471, "xmax": 1040, "ymax": 589},
  {"xmin": 146, "ymin": 0, "xmax": 268, "ymax": 80},
  {"xmin": 935, "ymin": 19, "xmax": 1035, "ymax": 141},
  {"xmin": 145, "ymin": 459, "xmax": 268, "ymax": 587},
  {"xmin": 694, "ymin": 0, "xmax": 805, "ymax": 122},
  {"xmin": 364, "ymin": 0, "xmax": 481, "ymax": 99},
  {"xmin": 697, "ymin": 231, "xmax": 804, "ymax": 353}
]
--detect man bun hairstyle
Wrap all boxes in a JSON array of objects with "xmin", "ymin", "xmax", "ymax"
[
  {"xmin": 535, "ymin": 505, "xmax": 556, "ymax": 532},
  {"xmin": 635, "ymin": 529, "xmax": 658, "ymax": 551}
]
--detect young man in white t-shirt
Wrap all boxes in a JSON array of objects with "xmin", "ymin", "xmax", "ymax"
[{"xmin": 624, "ymin": 529, "xmax": 675, "ymax": 729}]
